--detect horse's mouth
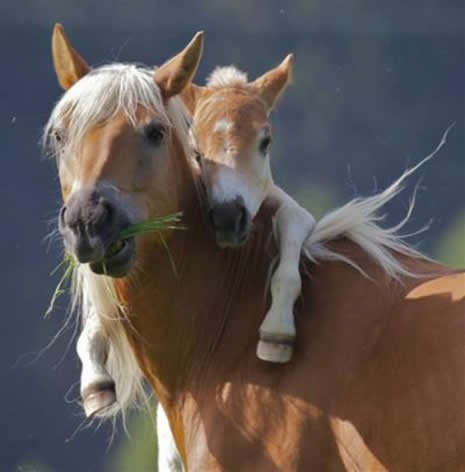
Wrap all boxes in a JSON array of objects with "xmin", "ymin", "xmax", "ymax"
[{"xmin": 89, "ymin": 237, "xmax": 135, "ymax": 278}]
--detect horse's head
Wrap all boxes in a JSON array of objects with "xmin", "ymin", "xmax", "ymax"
[
  {"xmin": 185, "ymin": 55, "xmax": 293, "ymax": 248},
  {"xmin": 46, "ymin": 24, "xmax": 203, "ymax": 277}
]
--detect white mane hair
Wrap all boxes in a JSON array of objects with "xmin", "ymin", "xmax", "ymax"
[
  {"xmin": 206, "ymin": 65, "xmax": 248, "ymax": 88},
  {"xmin": 43, "ymin": 63, "xmax": 190, "ymax": 165},
  {"xmin": 303, "ymin": 125, "xmax": 452, "ymax": 278},
  {"xmin": 43, "ymin": 63, "xmax": 191, "ymax": 425}
]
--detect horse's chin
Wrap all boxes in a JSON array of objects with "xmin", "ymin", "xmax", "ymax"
[{"xmin": 89, "ymin": 237, "xmax": 136, "ymax": 278}]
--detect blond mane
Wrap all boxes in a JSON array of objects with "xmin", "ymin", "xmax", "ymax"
[
  {"xmin": 206, "ymin": 65, "xmax": 248, "ymax": 88},
  {"xmin": 44, "ymin": 64, "xmax": 190, "ymax": 165}
]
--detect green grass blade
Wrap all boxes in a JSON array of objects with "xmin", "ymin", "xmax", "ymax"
[
  {"xmin": 118, "ymin": 212, "xmax": 185, "ymax": 240},
  {"xmin": 45, "ymin": 255, "xmax": 75, "ymax": 317},
  {"xmin": 159, "ymin": 233, "xmax": 178, "ymax": 277}
]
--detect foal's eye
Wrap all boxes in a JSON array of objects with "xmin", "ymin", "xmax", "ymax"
[
  {"xmin": 192, "ymin": 150, "xmax": 202, "ymax": 165},
  {"xmin": 259, "ymin": 136, "xmax": 272, "ymax": 155},
  {"xmin": 145, "ymin": 122, "xmax": 166, "ymax": 145}
]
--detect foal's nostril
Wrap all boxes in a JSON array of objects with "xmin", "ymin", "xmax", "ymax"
[
  {"xmin": 208, "ymin": 200, "xmax": 250, "ymax": 247},
  {"xmin": 236, "ymin": 206, "xmax": 248, "ymax": 234},
  {"xmin": 209, "ymin": 202, "xmax": 249, "ymax": 236},
  {"xmin": 208, "ymin": 208, "xmax": 216, "ymax": 228}
]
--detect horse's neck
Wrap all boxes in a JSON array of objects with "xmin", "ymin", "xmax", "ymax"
[{"xmin": 117, "ymin": 145, "xmax": 279, "ymax": 399}]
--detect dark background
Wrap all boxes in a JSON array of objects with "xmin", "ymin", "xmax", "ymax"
[{"xmin": 1, "ymin": 1, "xmax": 463, "ymax": 471}]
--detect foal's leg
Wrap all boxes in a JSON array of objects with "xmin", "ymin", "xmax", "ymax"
[
  {"xmin": 77, "ymin": 310, "xmax": 117, "ymax": 417},
  {"xmin": 257, "ymin": 190, "xmax": 315, "ymax": 363},
  {"xmin": 157, "ymin": 402, "xmax": 184, "ymax": 472}
]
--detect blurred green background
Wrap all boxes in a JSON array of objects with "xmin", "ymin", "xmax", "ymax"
[{"xmin": 1, "ymin": 0, "xmax": 463, "ymax": 471}]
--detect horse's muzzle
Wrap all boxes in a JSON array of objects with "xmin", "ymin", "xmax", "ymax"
[
  {"xmin": 208, "ymin": 197, "xmax": 251, "ymax": 248},
  {"xmin": 58, "ymin": 185, "xmax": 135, "ymax": 277}
]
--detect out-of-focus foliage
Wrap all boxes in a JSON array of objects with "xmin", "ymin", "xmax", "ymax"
[
  {"xmin": 107, "ymin": 411, "xmax": 158, "ymax": 472},
  {"xmin": 15, "ymin": 457, "xmax": 54, "ymax": 472},
  {"xmin": 294, "ymin": 182, "xmax": 341, "ymax": 220},
  {"xmin": 435, "ymin": 211, "xmax": 465, "ymax": 268}
]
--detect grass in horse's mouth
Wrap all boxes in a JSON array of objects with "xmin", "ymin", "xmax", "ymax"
[
  {"xmin": 46, "ymin": 212, "xmax": 185, "ymax": 316},
  {"xmin": 105, "ymin": 239, "xmax": 126, "ymax": 258}
]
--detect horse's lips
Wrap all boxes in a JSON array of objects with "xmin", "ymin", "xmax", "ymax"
[{"xmin": 89, "ymin": 237, "xmax": 135, "ymax": 278}]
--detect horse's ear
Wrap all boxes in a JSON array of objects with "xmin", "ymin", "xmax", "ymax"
[
  {"xmin": 52, "ymin": 23, "xmax": 90, "ymax": 90},
  {"xmin": 154, "ymin": 31, "xmax": 204, "ymax": 100},
  {"xmin": 251, "ymin": 54, "xmax": 294, "ymax": 111}
]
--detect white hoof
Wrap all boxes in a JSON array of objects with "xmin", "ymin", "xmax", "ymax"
[
  {"xmin": 81, "ymin": 380, "xmax": 117, "ymax": 417},
  {"xmin": 257, "ymin": 340, "xmax": 293, "ymax": 363}
]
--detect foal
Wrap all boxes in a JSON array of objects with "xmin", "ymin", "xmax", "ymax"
[{"xmin": 184, "ymin": 57, "xmax": 316, "ymax": 363}]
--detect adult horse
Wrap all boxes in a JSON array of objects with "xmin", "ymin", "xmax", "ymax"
[{"xmin": 45, "ymin": 25, "xmax": 465, "ymax": 471}]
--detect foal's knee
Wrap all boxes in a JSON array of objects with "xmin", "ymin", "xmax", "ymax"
[{"xmin": 271, "ymin": 264, "xmax": 301, "ymax": 299}]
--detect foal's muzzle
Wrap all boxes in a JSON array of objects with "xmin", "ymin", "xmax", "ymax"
[
  {"xmin": 58, "ymin": 185, "xmax": 135, "ymax": 277},
  {"xmin": 208, "ymin": 197, "xmax": 251, "ymax": 248}
]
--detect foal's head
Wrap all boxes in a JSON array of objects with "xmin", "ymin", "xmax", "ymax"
[
  {"xmin": 45, "ymin": 25, "xmax": 203, "ymax": 277},
  {"xmin": 187, "ymin": 56, "xmax": 293, "ymax": 247}
]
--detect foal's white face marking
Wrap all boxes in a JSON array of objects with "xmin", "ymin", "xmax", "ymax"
[
  {"xmin": 213, "ymin": 119, "xmax": 233, "ymax": 133},
  {"xmin": 212, "ymin": 166, "xmax": 255, "ymax": 203},
  {"xmin": 209, "ymin": 127, "xmax": 272, "ymax": 216}
]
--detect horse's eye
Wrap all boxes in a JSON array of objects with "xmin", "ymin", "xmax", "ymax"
[
  {"xmin": 259, "ymin": 136, "xmax": 271, "ymax": 155},
  {"xmin": 53, "ymin": 128, "xmax": 66, "ymax": 145},
  {"xmin": 145, "ymin": 122, "xmax": 166, "ymax": 145}
]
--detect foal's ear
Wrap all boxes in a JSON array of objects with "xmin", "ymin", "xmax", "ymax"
[
  {"xmin": 52, "ymin": 23, "xmax": 90, "ymax": 90},
  {"xmin": 154, "ymin": 31, "xmax": 204, "ymax": 100},
  {"xmin": 251, "ymin": 54, "xmax": 294, "ymax": 111},
  {"xmin": 179, "ymin": 83, "xmax": 208, "ymax": 114}
]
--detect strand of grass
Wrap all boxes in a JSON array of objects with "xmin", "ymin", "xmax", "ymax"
[
  {"xmin": 159, "ymin": 233, "xmax": 178, "ymax": 277},
  {"xmin": 45, "ymin": 253, "xmax": 76, "ymax": 317},
  {"xmin": 118, "ymin": 213, "xmax": 183, "ymax": 276},
  {"xmin": 118, "ymin": 212, "xmax": 186, "ymax": 240}
]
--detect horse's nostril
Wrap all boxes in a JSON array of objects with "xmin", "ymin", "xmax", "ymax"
[
  {"xmin": 101, "ymin": 200, "xmax": 113, "ymax": 222},
  {"xmin": 93, "ymin": 198, "xmax": 114, "ymax": 229},
  {"xmin": 105, "ymin": 201, "xmax": 113, "ymax": 219}
]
